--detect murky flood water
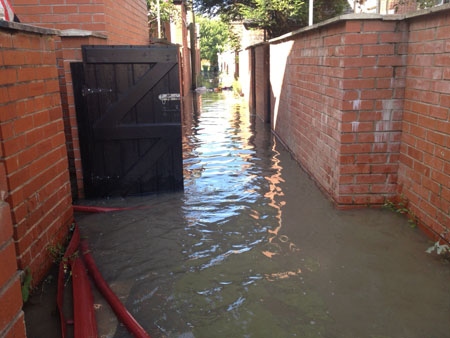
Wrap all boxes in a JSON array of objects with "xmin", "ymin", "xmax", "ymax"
[{"xmin": 77, "ymin": 92, "xmax": 450, "ymax": 338}]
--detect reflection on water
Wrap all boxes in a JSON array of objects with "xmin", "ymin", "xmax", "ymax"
[
  {"xmin": 182, "ymin": 92, "xmax": 290, "ymax": 271},
  {"xmin": 174, "ymin": 92, "xmax": 307, "ymax": 336},
  {"xmin": 78, "ymin": 91, "xmax": 450, "ymax": 338}
]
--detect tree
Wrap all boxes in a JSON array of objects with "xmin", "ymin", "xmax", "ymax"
[
  {"xmin": 197, "ymin": 16, "xmax": 240, "ymax": 69},
  {"xmin": 147, "ymin": 0, "xmax": 180, "ymax": 38},
  {"xmin": 195, "ymin": 0, "xmax": 350, "ymax": 39}
]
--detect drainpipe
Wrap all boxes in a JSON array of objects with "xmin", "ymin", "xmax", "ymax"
[{"xmin": 309, "ymin": 0, "xmax": 313, "ymax": 26}]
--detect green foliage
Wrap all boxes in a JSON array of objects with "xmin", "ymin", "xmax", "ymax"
[
  {"xmin": 232, "ymin": 79, "xmax": 243, "ymax": 97},
  {"xmin": 197, "ymin": 16, "xmax": 240, "ymax": 67},
  {"xmin": 47, "ymin": 240, "xmax": 78, "ymax": 278},
  {"xmin": 21, "ymin": 268, "xmax": 32, "ymax": 303},
  {"xmin": 195, "ymin": 0, "xmax": 350, "ymax": 38},
  {"xmin": 147, "ymin": 0, "xmax": 180, "ymax": 25},
  {"xmin": 383, "ymin": 195, "xmax": 417, "ymax": 228},
  {"xmin": 47, "ymin": 242, "xmax": 66, "ymax": 264},
  {"xmin": 238, "ymin": 0, "xmax": 307, "ymax": 38},
  {"xmin": 416, "ymin": 0, "xmax": 440, "ymax": 9},
  {"xmin": 393, "ymin": 0, "xmax": 442, "ymax": 12}
]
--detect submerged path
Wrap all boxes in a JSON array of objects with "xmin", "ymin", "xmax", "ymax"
[{"xmin": 75, "ymin": 91, "xmax": 450, "ymax": 338}]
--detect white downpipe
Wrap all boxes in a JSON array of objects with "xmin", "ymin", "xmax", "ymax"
[{"xmin": 309, "ymin": 0, "xmax": 313, "ymax": 26}]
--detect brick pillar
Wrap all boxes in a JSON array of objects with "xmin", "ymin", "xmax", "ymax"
[
  {"xmin": 337, "ymin": 19, "xmax": 408, "ymax": 206},
  {"xmin": 57, "ymin": 31, "xmax": 107, "ymax": 199}
]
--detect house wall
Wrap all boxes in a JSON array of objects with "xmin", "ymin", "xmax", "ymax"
[
  {"xmin": 248, "ymin": 7, "xmax": 450, "ymax": 242},
  {"xmin": 12, "ymin": 0, "xmax": 106, "ymax": 31},
  {"xmin": 12, "ymin": 0, "xmax": 148, "ymax": 44},
  {"xmin": 103, "ymin": 0, "xmax": 148, "ymax": 45},
  {"xmin": 0, "ymin": 22, "xmax": 74, "ymax": 337}
]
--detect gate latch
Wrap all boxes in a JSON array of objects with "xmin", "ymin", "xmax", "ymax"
[
  {"xmin": 82, "ymin": 86, "xmax": 113, "ymax": 96},
  {"xmin": 158, "ymin": 93, "xmax": 180, "ymax": 104}
]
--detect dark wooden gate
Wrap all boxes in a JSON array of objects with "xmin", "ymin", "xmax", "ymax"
[{"xmin": 72, "ymin": 45, "xmax": 183, "ymax": 198}]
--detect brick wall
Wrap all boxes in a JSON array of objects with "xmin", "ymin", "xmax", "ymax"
[
  {"xmin": 389, "ymin": 0, "xmax": 418, "ymax": 14},
  {"xmin": 103, "ymin": 0, "xmax": 148, "ymax": 45},
  {"xmin": 254, "ymin": 43, "xmax": 270, "ymax": 122},
  {"xmin": 12, "ymin": 0, "xmax": 107, "ymax": 32},
  {"xmin": 0, "ymin": 23, "xmax": 73, "ymax": 287},
  {"xmin": 12, "ymin": 0, "xmax": 148, "ymax": 45},
  {"xmin": 0, "ymin": 165, "xmax": 26, "ymax": 337},
  {"xmin": 271, "ymin": 20, "xmax": 403, "ymax": 207},
  {"xmin": 399, "ymin": 10, "xmax": 450, "ymax": 241},
  {"xmin": 338, "ymin": 19, "xmax": 408, "ymax": 206},
  {"xmin": 260, "ymin": 8, "xmax": 450, "ymax": 240}
]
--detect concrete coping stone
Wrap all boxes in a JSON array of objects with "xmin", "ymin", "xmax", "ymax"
[
  {"xmin": 0, "ymin": 20, "xmax": 108, "ymax": 40},
  {"xmin": 0, "ymin": 19, "xmax": 59, "ymax": 35},
  {"xmin": 59, "ymin": 28, "xmax": 107, "ymax": 39},
  {"xmin": 268, "ymin": 3, "xmax": 450, "ymax": 44}
]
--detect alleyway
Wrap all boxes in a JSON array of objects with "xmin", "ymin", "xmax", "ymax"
[{"xmin": 26, "ymin": 91, "xmax": 450, "ymax": 338}]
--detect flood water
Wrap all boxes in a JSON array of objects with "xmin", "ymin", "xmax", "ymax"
[{"xmin": 77, "ymin": 91, "xmax": 450, "ymax": 338}]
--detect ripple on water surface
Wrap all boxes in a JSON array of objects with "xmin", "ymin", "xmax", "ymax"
[{"xmin": 78, "ymin": 92, "xmax": 450, "ymax": 338}]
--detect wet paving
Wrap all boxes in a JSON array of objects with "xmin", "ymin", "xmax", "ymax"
[{"xmin": 74, "ymin": 91, "xmax": 450, "ymax": 338}]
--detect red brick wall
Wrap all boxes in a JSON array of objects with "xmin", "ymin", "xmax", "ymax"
[
  {"xmin": 12, "ymin": 0, "xmax": 106, "ymax": 32},
  {"xmin": 271, "ymin": 21, "xmax": 350, "ymax": 203},
  {"xmin": 0, "ymin": 24, "xmax": 73, "ymax": 286},
  {"xmin": 12, "ymin": 0, "xmax": 149, "ymax": 45},
  {"xmin": 0, "ymin": 193, "xmax": 26, "ymax": 337},
  {"xmin": 338, "ymin": 19, "xmax": 408, "ymax": 206},
  {"xmin": 399, "ymin": 11, "xmax": 450, "ymax": 241},
  {"xmin": 270, "ymin": 18, "xmax": 406, "ymax": 207},
  {"xmin": 389, "ymin": 0, "xmax": 418, "ymax": 14},
  {"xmin": 266, "ymin": 10, "xmax": 450, "ymax": 240},
  {"xmin": 104, "ymin": 0, "xmax": 148, "ymax": 45}
]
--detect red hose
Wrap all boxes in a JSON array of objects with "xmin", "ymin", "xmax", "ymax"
[
  {"xmin": 80, "ymin": 240, "xmax": 152, "ymax": 338},
  {"xmin": 71, "ymin": 257, "xmax": 98, "ymax": 338},
  {"xmin": 73, "ymin": 205, "xmax": 135, "ymax": 213},
  {"xmin": 57, "ymin": 225, "xmax": 81, "ymax": 338}
]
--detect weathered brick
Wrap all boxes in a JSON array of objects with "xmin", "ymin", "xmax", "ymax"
[
  {"xmin": 2, "ymin": 311, "xmax": 26, "ymax": 338},
  {"xmin": 0, "ymin": 275, "xmax": 23, "ymax": 331}
]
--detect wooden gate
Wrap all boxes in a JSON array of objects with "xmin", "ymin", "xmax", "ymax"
[{"xmin": 73, "ymin": 45, "xmax": 183, "ymax": 198}]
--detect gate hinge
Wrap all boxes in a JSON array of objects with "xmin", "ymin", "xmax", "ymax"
[{"xmin": 82, "ymin": 85, "xmax": 113, "ymax": 96}]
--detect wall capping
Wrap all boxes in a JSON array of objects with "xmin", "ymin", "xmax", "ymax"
[
  {"xmin": 0, "ymin": 20, "xmax": 58, "ymax": 35},
  {"xmin": 268, "ymin": 4, "xmax": 450, "ymax": 44},
  {"xmin": 60, "ymin": 28, "xmax": 107, "ymax": 39}
]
